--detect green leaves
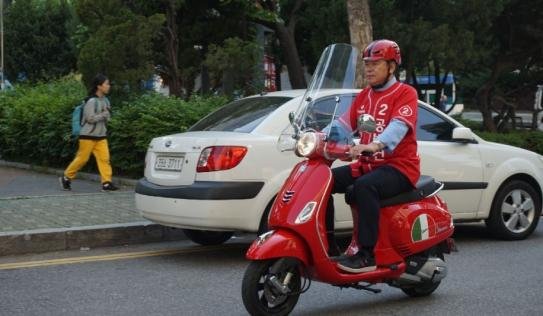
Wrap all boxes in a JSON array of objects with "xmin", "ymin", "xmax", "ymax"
[
  {"xmin": 4, "ymin": 0, "xmax": 77, "ymax": 82},
  {"xmin": 104, "ymin": 93, "xmax": 228, "ymax": 177},
  {"xmin": 75, "ymin": 0, "xmax": 166, "ymax": 92},
  {"xmin": 204, "ymin": 37, "xmax": 263, "ymax": 96},
  {"xmin": 0, "ymin": 77, "xmax": 86, "ymax": 165},
  {"xmin": 0, "ymin": 78, "xmax": 227, "ymax": 178}
]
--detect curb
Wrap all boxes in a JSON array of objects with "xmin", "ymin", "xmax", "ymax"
[
  {"xmin": 0, "ymin": 222, "xmax": 187, "ymax": 256},
  {"xmin": 0, "ymin": 159, "xmax": 138, "ymax": 187}
]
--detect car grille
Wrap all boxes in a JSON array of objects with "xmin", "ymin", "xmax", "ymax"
[{"xmin": 282, "ymin": 190, "xmax": 295, "ymax": 203}]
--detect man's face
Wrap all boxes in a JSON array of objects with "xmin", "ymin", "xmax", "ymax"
[{"xmin": 364, "ymin": 59, "xmax": 392, "ymax": 86}]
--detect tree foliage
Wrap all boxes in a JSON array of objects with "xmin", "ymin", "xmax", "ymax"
[
  {"xmin": 297, "ymin": 0, "xmax": 350, "ymax": 73},
  {"xmin": 125, "ymin": 0, "xmax": 252, "ymax": 98},
  {"xmin": 75, "ymin": 0, "xmax": 165, "ymax": 91},
  {"xmin": 371, "ymin": 0, "xmax": 506, "ymax": 109},
  {"xmin": 474, "ymin": 0, "xmax": 543, "ymax": 131},
  {"xmin": 238, "ymin": 0, "xmax": 308, "ymax": 89},
  {"xmin": 4, "ymin": 0, "xmax": 76, "ymax": 82},
  {"xmin": 204, "ymin": 37, "xmax": 262, "ymax": 96}
]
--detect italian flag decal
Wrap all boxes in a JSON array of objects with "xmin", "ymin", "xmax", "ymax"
[{"xmin": 411, "ymin": 214, "xmax": 435, "ymax": 242}]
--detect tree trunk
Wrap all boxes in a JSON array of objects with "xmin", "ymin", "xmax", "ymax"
[
  {"xmin": 475, "ymin": 57, "xmax": 516, "ymax": 132},
  {"xmin": 252, "ymin": 0, "xmax": 305, "ymax": 89},
  {"xmin": 346, "ymin": 0, "xmax": 373, "ymax": 88},
  {"xmin": 165, "ymin": 0, "xmax": 182, "ymax": 97},
  {"xmin": 409, "ymin": 68, "xmax": 422, "ymax": 97},
  {"xmin": 275, "ymin": 23, "xmax": 306, "ymax": 89},
  {"xmin": 201, "ymin": 64, "xmax": 210, "ymax": 94},
  {"xmin": 475, "ymin": 83, "xmax": 496, "ymax": 132}
]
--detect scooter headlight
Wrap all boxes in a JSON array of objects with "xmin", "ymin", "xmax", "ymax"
[
  {"xmin": 295, "ymin": 201, "xmax": 317, "ymax": 224},
  {"xmin": 295, "ymin": 132, "xmax": 317, "ymax": 157}
]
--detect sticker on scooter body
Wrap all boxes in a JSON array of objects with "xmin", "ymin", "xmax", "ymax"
[{"xmin": 411, "ymin": 214, "xmax": 436, "ymax": 242}]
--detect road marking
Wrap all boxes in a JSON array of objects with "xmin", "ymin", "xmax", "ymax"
[{"xmin": 0, "ymin": 244, "xmax": 244, "ymax": 270}]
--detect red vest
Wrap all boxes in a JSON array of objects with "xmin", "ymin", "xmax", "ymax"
[{"xmin": 345, "ymin": 82, "xmax": 420, "ymax": 187}]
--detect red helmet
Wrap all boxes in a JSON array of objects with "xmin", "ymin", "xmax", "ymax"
[{"xmin": 363, "ymin": 39, "xmax": 401, "ymax": 65}]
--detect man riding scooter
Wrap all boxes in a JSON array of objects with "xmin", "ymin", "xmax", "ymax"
[
  {"xmin": 331, "ymin": 39, "xmax": 421, "ymax": 273},
  {"xmin": 242, "ymin": 43, "xmax": 455, "ymax": 315}
]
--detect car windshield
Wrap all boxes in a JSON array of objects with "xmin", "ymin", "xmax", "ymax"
[{"xmin": 188, "ymin": 96, "xmax": 292, "ymax": 133}]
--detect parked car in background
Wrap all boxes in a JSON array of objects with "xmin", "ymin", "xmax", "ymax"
[{"xmin": 135, "ymin": 89, "xmax": 543, "ymax": 245}]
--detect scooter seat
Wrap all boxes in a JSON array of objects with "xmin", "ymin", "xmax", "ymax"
[{"xmin": 344, "ymin": 175, "xmax": 443, "ymax": 208}]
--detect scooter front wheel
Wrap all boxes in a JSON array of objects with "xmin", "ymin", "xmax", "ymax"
[{"xmin": 242, "ymin": 259, "xmax": 302, "ymax": 316}]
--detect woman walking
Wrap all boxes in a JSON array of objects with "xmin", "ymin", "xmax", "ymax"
[{"xmin": 60, "ymin": 74, "xmax": 118, "ymax": 192}]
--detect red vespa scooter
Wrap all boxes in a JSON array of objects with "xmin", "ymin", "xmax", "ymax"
[{"xmin": 241, "ymin": 44, "xmax": 456, "ymax": 316}]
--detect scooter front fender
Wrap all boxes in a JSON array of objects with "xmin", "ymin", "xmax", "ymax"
[{"xmin": 246, "ymin": 230, "xmax": 310, "ymax": 267}]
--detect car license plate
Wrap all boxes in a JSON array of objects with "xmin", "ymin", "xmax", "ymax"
[{"xmin": 155, "ymin": 156, "xmax": 184, "ymax": 171}]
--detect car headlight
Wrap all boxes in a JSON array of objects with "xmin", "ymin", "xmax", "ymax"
[{"xmin": 295, "ymin": 132, "xmax": 317, "ymax": 157}]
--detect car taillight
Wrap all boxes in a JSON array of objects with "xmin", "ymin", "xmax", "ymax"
[{"xmin": 196, "ymin": 146, "xmax": 248, "ymax": 172}]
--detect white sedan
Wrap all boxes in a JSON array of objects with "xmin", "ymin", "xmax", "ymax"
[{"xmin": 135, "ymin": 90, "xmax": 543, "ymax": 245}]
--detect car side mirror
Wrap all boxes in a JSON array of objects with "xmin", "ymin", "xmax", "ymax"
[
  {"xmin": 452, "ymin": 127, "xmax": 477, "ymax": 144},
  {"xmin": 357, "ymin": 114, "xmax": 377, "ymax": 133}
]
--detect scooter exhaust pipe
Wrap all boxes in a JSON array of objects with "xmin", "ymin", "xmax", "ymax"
[{"xmin": 397, "ymin": 257, "xmax": 448, "ymax": 285}]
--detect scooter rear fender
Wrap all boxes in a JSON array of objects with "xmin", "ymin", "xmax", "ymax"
[{"xmin": 246, "ymin": 229, "xmax": 310, "ymax": 267}]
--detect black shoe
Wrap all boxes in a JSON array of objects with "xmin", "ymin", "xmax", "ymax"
[
  {"xmin": 101, "ymin": 181, "xmax": 119, "ymax": 192},
  {"xmin": 337, "ymin": 252, "xmax": 376, "ymax": 273},
  {"xmin": 59, "ymin": 176, "xmax": 71, "ymax": 191}
]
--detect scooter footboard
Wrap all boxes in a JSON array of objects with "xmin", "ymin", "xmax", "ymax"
[{"xmin": 246, "ymin": 230, "xmax": 310, "ymax": 267}]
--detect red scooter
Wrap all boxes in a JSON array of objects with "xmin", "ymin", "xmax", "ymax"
[{"xmin": 241, "ymin": 44, "xmax": 456, "ymax": 316}]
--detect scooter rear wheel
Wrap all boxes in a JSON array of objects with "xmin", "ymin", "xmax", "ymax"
[
  {"xmin": 242, "ymin": 259, "xmax": 302, "ymax": 316},
  {"xmin": 400, "ymin": 281, "xmax": 441, "ymax": 297}
]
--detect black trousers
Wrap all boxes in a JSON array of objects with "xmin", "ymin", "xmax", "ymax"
[{"xmin": 328, "ymin": 165, "xmax": 413, "ymax": 249}]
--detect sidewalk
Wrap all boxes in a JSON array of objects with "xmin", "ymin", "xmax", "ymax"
[{"xmin": 0, "ymin": 162, "xmax": 184, "ymax": 256}]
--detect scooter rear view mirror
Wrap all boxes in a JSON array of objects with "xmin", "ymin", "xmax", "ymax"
[
  {"xmin": 288, "ymin": 111, "xmax": 296, "ymax": 125},
  {"xmin": 357, "ymin": 114, "xmax": 377, "ymax": 133},
  {"xmin": 288, "ymin": 111, "xmax": 301, "ymax": 139}
]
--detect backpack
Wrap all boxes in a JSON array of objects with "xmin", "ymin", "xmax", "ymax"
[{"xmin": 71, "ymin": 99, "xmax": 99, "ymax": 136}]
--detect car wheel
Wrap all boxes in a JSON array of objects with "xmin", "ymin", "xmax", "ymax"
[
  {"xmin": 485, "ymin": 180, "xmax": 542, "ymax": 240},
  {"xmin": 182, "ymin": 229, "xmax": 234, "ymax": 246}
]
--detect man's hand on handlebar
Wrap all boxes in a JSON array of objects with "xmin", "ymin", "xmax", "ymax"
[{"xmin": 349, "ymin": 142, "xmax": 383, "ymax": 158}]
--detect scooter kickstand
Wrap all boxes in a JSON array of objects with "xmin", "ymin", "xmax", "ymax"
[{"xmin": 352, "ymin": 283, "xmax": 381, "ymax": 294}]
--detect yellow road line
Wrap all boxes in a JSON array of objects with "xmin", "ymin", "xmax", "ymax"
[{"xmin": 0, "ymin": 245, "xmax": 243, "ymax": 270}]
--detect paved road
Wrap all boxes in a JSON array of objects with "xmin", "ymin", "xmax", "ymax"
[{"xmin": 1, "ymin": 220, "xmax": 542, "ymax": 316}]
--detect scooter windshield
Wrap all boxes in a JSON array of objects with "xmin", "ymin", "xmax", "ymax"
[{"xmin": 277, "ymin": 43, "xmax": 359, "ymax": 160}]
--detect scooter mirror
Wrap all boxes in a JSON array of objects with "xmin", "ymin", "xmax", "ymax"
[
  {"xmin": 357, "ymin": 114, "xmax": 377, "ymax": 133},
  {"xmin": 288, "ymin": 111, "xmax": 295, "ymax": 124},
  {"xmin": 288, "ymin": 111, "xmax": 301, "ymax": 138}
]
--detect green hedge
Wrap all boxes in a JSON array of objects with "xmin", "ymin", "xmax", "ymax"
[
  {"xmin": 477, "ymin": 131, "xmax": 543, "ymax": 155},
  {"xmin": 453, "ymin": 116, "xmax": 543, "ymax": 155},
  {"xmin": 108, "ymin": 94, "xmax": 227, "ymax": 177},
  {"xmin": 1, "ymin": 78, "xmax": 541, "ymax": 179},
  {"xmin": 0, "ymin": 78, "xmax": 227, "ymax": 177},
  {"xmin": 0, "ymin": 78, "xmax": 85, "ymax": 165}
]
